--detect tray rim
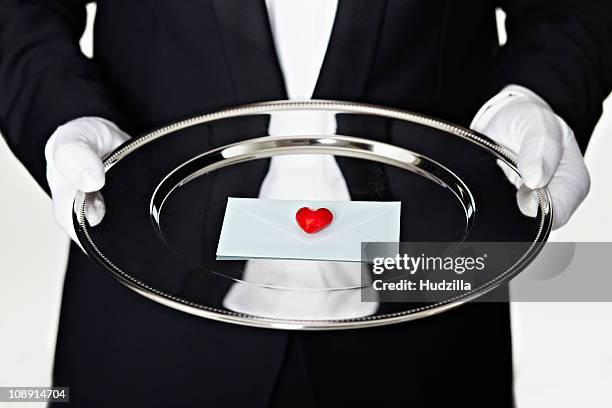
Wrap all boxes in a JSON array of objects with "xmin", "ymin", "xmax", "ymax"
[{"xmin": 73, "ymin": 99, "xmax": 553, "ymax": 330}]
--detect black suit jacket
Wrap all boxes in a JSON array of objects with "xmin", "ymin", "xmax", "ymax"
[{"xmin": 1, "ymin": 1, "xmax": 611, "ymax": 407}]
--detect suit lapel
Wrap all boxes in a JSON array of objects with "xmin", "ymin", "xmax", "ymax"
[
  {"xmin": 313, "ymin": 0, "xmax": 388, "ymax": 101},
  {"xmin": 315, "ymin": 0, "xmax": 390, "ymax": 199},
  {"xmin": 212, "ymin": 0, "xmax": 388, "ymax": 104},
  {"xmin": 211, "ymin": 0, "xmax": 287, "ymax": 104}
]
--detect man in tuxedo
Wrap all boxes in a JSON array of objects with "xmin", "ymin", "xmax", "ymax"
[{"xmin": 1, "ymin": 0, "xmax": 611, "ymax": 406}]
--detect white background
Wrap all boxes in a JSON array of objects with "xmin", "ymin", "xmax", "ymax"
[{"xmin": 0, "ymin": 5, "xmax": 610, "ymax": 407}]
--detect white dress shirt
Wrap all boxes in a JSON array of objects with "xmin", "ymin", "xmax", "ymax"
[{"xmin": 259, "ymin": 0, "xmax": 348, "ymax": 202}]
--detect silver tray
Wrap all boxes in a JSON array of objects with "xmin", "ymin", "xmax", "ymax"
[{"xmin": 73, "ymin": 100, "xmax": 552, "ymax": 330}]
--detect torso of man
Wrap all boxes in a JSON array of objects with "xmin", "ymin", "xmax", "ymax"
[{"xmin": 223, "ymin": 1, "xmax": 377, "ymax": 319}]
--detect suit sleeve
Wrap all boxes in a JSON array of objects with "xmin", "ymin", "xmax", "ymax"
[
  {"xmin": 0, "ymin": 0, "xmax": 126, "ymax": 193},
  {"xmin": 490, "ymin": 0, "xmax": 612, "ymax": 152}
]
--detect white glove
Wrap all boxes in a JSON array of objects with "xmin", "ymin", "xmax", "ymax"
[
  {"xmin": 471, "ymin": 85, "xmax": 590, "ymax": 230},
  {"xmin": 44, "ymin": 117, "xmax": 130, "ymax": 243}
]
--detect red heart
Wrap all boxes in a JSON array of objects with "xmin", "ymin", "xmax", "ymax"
[{"xmin": 295, "ymin": 207, "xmax": 333, "ymax": 234}]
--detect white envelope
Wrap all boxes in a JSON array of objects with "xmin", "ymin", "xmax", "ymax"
[{"xmin": 216, "ymin": 198, "xmax": 401, "ymax": 262}]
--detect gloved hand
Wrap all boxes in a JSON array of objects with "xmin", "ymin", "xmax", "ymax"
[
  {"xmin": 44, "ymin": 117, "xmax": 130, "ymax": 243},
  {"xmin": 471, "ymin": 85, "xmax": 590, "ymax": 230}
]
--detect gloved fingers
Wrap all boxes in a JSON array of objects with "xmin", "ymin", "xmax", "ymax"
[
  {"xmin": 53, "ymin": 139, "xmax": 106, "ymax": 193},
  {"xmin": 59, "ymin": 119, "xmax": 130, "ymax": 155},
  {"xmin": 52, "ymin": 179, "xmax": 106, "ymax": 247},
  {"xmin": 51, "ymin": 179, "xmax": 83, "ymax": 249},
  {"xmin": 44, "ymin": 118, "xmax": 130, "ymax": 246},
  {"xmin": 515, "ymin": 184, "xmax": 539, "ymax": 219},
  {"xmin": 45, "ymin": 119, "xmax": 131, "ymax": 193},
  {"xmin": 516, "ymin": 109, "xmax": 563, "ymax": 190},
  {"xmin": 84, "ymin": 191, "xmax": 106, "ymax": 227},
  {"xmin": 514, "ymin": 139, "xmax": 590, "ymax": 230}
]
